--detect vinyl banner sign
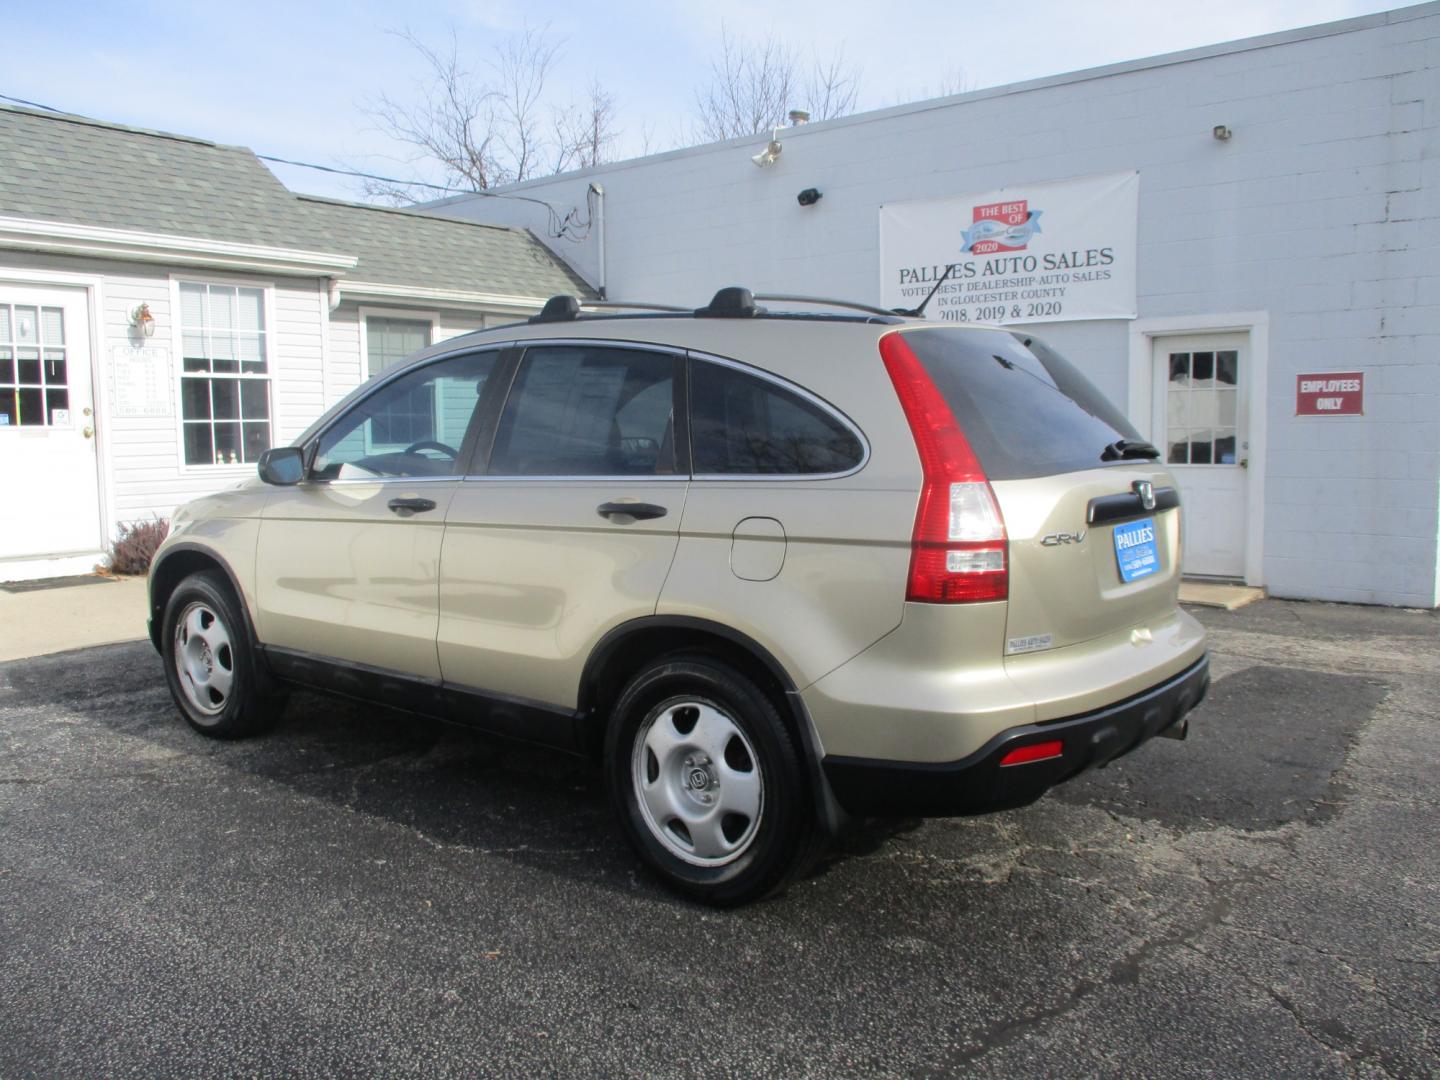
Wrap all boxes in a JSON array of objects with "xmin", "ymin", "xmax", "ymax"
[{"xmin": 879, "ymin": 171, "xmax": 1139, "ymax": 325}]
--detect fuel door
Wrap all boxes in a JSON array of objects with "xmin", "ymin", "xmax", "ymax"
[{"xmin": 730, "ymin": 516, "xmax": 786, "ymax": 581}]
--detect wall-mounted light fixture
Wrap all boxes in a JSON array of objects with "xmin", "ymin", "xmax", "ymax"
[
  {"xmin": 129, "ymin": 303, "xmax": 156, "ymax": 338},
  {"xmin": 751, "ymin": 128, "xmax": 784, "ymax": 168},
  {"xmin": 1213, "ymin": 124, "xmax": 1232, "ymax": 141}
]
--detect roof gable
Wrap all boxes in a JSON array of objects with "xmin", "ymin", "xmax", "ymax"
[{"xmin": 0, "ymin": 103, "xmax": 592, "ymax": 300}]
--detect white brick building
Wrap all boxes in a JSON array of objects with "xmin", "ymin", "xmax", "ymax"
[{"xmin": 425, "ymin": 5, "xmax": 1440, "ymax": 607}]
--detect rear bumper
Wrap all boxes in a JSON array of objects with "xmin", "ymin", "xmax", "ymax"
[{"xmin": 821, "ymin": 654, "xmax": 1209, "ymax": 818}]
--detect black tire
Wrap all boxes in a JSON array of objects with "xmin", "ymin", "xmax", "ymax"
[
  {"xmin": 160, "ymin": 570, "xmax": 282, "ymax": 739},
  {"xmin": 605, "ymin": 655, "xmax": 816, "ymax": 906}
]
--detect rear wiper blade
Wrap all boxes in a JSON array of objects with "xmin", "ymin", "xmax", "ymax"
[{"xmin": 1101, "ymin": 438, "xmax": 1161, "ymax": 461}]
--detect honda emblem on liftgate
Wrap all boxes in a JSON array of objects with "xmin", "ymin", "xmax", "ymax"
[{"xmin": 1133, "ymin": 479, "xmax": 1156, "ymax": 511}]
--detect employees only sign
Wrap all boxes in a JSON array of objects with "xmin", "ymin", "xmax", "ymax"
[
  {"xmin": 879, "ymin": 171, "xmax": 1139, "ymax": 325},
  {"xmin": 1296, "ymin": 371, "xmax": 1364, "ymax": 416}
]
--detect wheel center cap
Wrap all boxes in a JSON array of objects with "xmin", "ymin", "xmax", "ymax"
[
  {"xmin": 200, "ymin": 643, "xmax": 213, "ymax": 672},
  {"xmin": 687, "ymin": 767, "xmax": 711, "ymax": 791}
]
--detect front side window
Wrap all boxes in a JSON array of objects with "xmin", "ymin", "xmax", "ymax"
[
  {"xmin": 487, "ymin": 346, "xmax": 677, "ymax": 476},
  {"xmin": 690, "ymin": 360, "xmax": 864, "ymax": 475},
  {"xmin": 312, "ymin": 351, "xmax": 499, "ymax": 480},
  {"xmin": 0, "ymin": 304, "xmax": 69, "ymax": 427},
  {"xmin": 179, "ymin": 282, "xmax": 271, "ymax": 466}
]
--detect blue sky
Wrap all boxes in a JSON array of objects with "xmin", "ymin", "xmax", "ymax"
[{"xmin": 4, "ymin": 0, "xmax": 1405, "ymax": 200}]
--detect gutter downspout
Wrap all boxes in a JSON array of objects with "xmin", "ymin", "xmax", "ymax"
[
  {"xmin": 320, "ymin": 277, "xmax": 341, "ymax": 409},
  {"xmin": 589, "ymin": 182, "xmax": 606, "ymax": 300}
]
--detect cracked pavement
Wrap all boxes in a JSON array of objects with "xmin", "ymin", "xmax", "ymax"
[{"xmin": 0, "ymin": 599, "xmax": 1436, "ymax": 1077}]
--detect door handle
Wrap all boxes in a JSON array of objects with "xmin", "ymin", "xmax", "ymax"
[
  {"xmin": 387, "ymin": 497, "xmax": 437, "ymax": 516},
  {"xmin": 597, "ymin": 501, "xmax": 667, "ymax": 521}
]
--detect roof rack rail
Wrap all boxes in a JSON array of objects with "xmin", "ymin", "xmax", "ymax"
[
  {"xmin": 582, "ymin": 299, "xmax": 691, "ymax": 313},
  {"xmin": 753, "ymin": 293, "xmax": 906, "ymax": 319},
  {"xmin": 528, "ymin": 288, "xmax": 909, "ymax": 324},
  {"xmin": 530, "ymin": 294, "xmax": 693, "ymax": 323}
]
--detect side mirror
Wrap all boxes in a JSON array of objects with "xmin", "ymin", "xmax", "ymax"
[{"xmin": 257, "ymin": 446, "xmax": 305, "ymax": 486}]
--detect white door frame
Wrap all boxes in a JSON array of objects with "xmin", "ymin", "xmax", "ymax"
[
  {"xmin": 1128, "ymin": 311, "xmax": 1269, "ymax": 587},
  {"xmin": 0, "ymin": 266, "xmax": 113, "ymax": 561}
]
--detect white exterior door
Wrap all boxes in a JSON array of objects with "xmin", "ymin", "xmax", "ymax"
[
  {"xmin": 1152, "ymin": 333, "xmax": 1249, "ymax": 579},
  {"xmin": 0, "ymin": 285, "xmax": 102, "ymax": 569}
]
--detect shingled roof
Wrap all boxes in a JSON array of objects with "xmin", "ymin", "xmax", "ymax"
[
  {"xmin": 0, "ymin": 103, "xmax": 592, "ymax": 299},
  {"xmin": 298, "ymin": 195, "xmax": 592, "ymax": 298}
]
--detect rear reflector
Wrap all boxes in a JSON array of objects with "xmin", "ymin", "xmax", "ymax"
[
  {"xmin": 880, "ymin": 332, "xmax": 1008, "ymax": 603},
  {"xmin": 999, "ymin": 740, "xmax": 1064, "ymax": 767}
]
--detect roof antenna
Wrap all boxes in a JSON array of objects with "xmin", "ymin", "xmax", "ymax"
[{"xmin": 894, "ymin": 263, "xmax": 955, "ymax": 318}]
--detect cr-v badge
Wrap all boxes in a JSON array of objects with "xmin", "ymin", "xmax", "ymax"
[{"xmin": 1041, "ymin": 530, "xmax": 1086, "ymax": 546}]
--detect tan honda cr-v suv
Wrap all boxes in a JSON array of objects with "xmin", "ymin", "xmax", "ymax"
[{"xmin": 148, "ymin": 288, "xmax": 1208, "ymax": 905}]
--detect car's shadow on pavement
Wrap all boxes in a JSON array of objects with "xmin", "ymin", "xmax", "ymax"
[
  {"xmin": 3, "ymin": 640, "xmax": 942, "ymax": 904},
  {"xmin": 1, "ymin": 638, "xmax": 1390, "ymax": 906}
]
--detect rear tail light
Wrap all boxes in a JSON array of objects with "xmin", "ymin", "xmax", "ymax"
[{"xmin": 880, "ymin": 332, "xmax": 1008, "ymax": 603}]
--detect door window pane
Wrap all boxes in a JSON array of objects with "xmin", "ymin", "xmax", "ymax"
[
  {"xmin": 1166, "ymin": 347, "xmax": 1241, "ymax": 466},
  {"xmin": 14, "ymin": 307, "xmax": 36, "ymax": 344},
  {"xmin": 17, "ymin": 349, "xmax": 39, "ymax": 385},
  {"xmin": 16, "ymin": 387, "xmax": 42, "ymax": 426},
  {"xmin": 313, "ymin": 350, "xmax": 499, "ymax": 480},
  {"xmin": 45, "ymin": 388, "xmax": 69, "ymax": 424},
  {"xmin": 690, "ymin": 361, "xmax": 863, "ymax": 475},
  {"xmin": 0, "ymin": 303, "xmax": 69, "ymax": 429},
  {"xmin": 488, "ymin": 347, "xmax": 676, "ymax": 476}
]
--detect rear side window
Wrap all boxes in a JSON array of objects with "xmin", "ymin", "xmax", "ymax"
[
  {"xmin": 690, "ymin": 360, "xmax": 863, "ymax": 475},
  {"xmin": 901, "ymin": 329, "xmax": 1141, "ymax": 481},
  {"xmin": 488, "ymin": 346, "xmax": 677, "ymax": 476}
]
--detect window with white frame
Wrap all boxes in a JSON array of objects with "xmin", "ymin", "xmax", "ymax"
[
  {"xmin": 179, "ymin": 282, "xmax": 272, "ymax": 466},
  {"xmin": 366, "ymin": 316, "xmax": 431, "ymax": 377},
  {"xmin": 364, "ymin": 315, "xmax": 434, "ymax": 450}
]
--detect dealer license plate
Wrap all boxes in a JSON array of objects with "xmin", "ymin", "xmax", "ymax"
[{"xmin": 1114, "ymin": 518, "xmax": 1159, "ymax": 583}]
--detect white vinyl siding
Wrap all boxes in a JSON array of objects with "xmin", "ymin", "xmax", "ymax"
[{"xmin": 0, "ymin": 250, "xmax": 527, "ymax": 557}]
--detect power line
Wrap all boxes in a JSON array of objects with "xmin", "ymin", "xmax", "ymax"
[
  {"xmin": 252, "ymin": 154, "xmax": 470, "ymax": 195},
  {"xmin": 0, "ymin": 92, "xmax": 61, "ymax": 112},
  {"xmin": 0, "ymin": 91, "xmax": 590, "ymax": 238}
]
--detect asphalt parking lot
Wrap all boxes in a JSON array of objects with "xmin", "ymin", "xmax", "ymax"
[{"xmin": 1, "ymin": 599, "xmax": 1436, "ymax": 1078}]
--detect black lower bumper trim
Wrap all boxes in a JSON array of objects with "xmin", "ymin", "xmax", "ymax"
[{"xmin": 822, "ymin": 654, "xmax": 1210, "ymax": 818}]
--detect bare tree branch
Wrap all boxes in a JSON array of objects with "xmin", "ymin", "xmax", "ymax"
[
  {"xmin": 356, "ymin": 24, "xmax": 622, "ymax": 203},
  {"xmin": 553, "ymin": 77, "xmax": 620, "ymax": 172},
  {"xmin": 804, "ymin": 44, "xmax": 861, "ymax": 121},
  {"xmin": 893, "ymin": 68, "xmax": 976, "ymax": 105},
  {"xmin": 692, "ymin": 25, "xmax": 862, "ymax": 141}
]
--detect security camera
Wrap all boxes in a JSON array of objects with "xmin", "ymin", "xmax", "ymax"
[{"xmin": 797, "ymin": 187, "xmax": 822, "ymax": 207}]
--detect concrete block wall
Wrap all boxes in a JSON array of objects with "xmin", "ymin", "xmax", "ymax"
[{"xmin": 427, "ymin": 5, "xmax": 1440, "ymax": 607}]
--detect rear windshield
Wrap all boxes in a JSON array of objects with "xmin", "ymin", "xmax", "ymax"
[{"xmin": 902, "ymin": 328, "xmax": 1141, "ymax": 481}]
